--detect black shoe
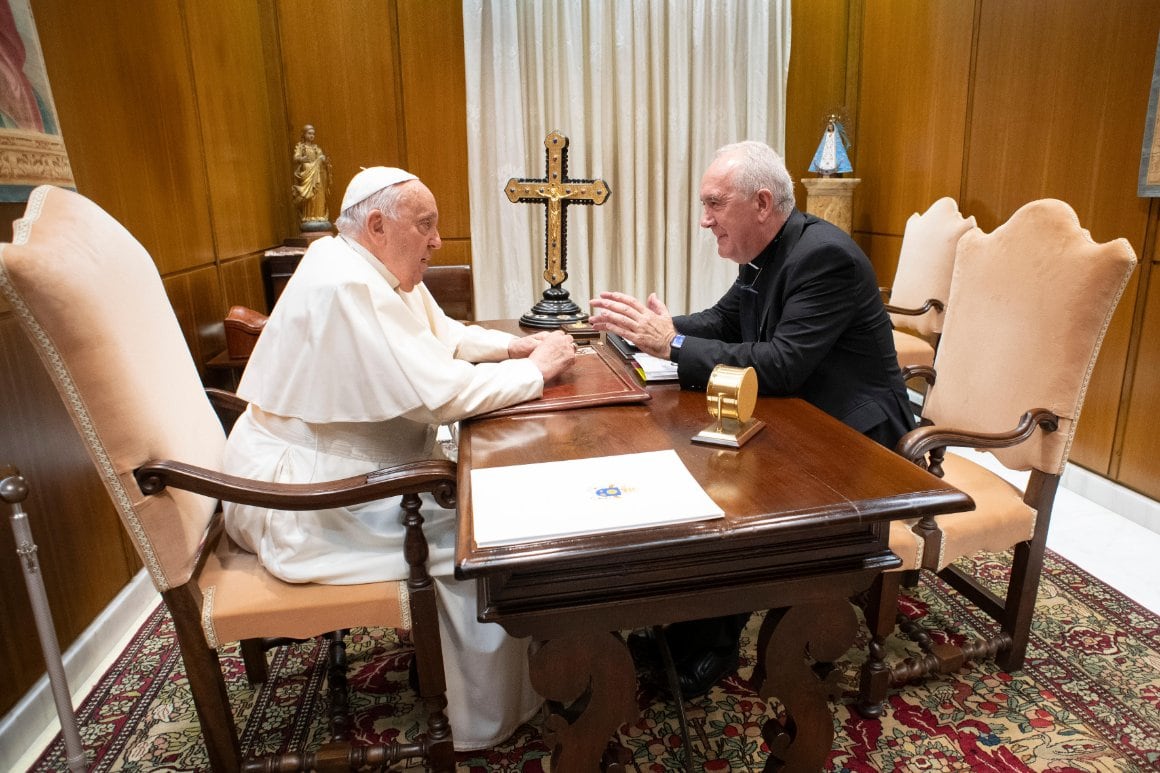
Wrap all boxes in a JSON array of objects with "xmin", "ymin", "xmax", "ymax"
[
  {"xmin": 676, "ymin": 645, "xmax": 740, "ymax": 698},
  {"xmin": 626, "ymin": 630, "xmax": 663, "ymax": 671}
]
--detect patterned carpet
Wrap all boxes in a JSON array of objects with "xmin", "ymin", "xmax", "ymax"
[{"xmin": 31, "ymin": 550, "xmax": 1160, "ymax": 772}]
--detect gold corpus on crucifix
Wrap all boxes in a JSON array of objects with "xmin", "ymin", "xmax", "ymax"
[{"xmin": 506, "ymin": 130, "xmax": 610, "ymax": 329}]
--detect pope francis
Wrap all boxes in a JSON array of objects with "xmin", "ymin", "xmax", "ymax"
[{"xmin": 223, "ymin": 166, "xmax": 576, "ymax": 750}]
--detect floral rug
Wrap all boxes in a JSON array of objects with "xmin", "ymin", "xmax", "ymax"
[{"xmin": 31, "ymin": 550, "xmax": 1160, "ymax": 771}]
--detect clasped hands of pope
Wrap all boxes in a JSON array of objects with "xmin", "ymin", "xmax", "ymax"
[{"xmin": 507, "ymin": 329, "xmax": 578, "ymax": 381}]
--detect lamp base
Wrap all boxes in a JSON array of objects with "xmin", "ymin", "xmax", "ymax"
[{"xmin": 692, "ymin": 418, "xmax": 766, "ymax": 448}]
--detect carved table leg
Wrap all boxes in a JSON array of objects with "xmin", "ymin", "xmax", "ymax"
[
  {"xmin": 530, "ymin": 632, "xmax": 639, "ymax": 773},
  {"xmin": 857, "ymin": 571, "xmax": 901, "ymax": 718},
  {"xmin": 750, "ymin": 601, "xmax": 859, "ymax": 772}
]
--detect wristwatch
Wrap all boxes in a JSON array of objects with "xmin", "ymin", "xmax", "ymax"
[{"xmin": 669, "ymin": 334, "xmax": 686, "ymax": 362}]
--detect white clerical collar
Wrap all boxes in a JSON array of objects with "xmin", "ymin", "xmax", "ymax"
[{"xmin": 339, "ymin": 234, "xmax": 401, "ymax": 290}]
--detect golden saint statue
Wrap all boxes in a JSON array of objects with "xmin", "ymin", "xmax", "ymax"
[{"xmin": 292, "ymin": 124, "xmax": 332, "ymax": 232}]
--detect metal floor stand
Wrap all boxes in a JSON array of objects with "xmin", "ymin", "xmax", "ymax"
[{"xmin": 3, "ymin": 467, "xmax": 87, "ymax": 772}]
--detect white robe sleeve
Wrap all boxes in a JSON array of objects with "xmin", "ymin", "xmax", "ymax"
[{"xmin": 237, "ymin": 238, "xmax": 543, "ymax": 423}]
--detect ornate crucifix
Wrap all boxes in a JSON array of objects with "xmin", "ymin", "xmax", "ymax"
[{"xmin": 506, "ymin": 130, "xmax": 610, "ymax": 328}]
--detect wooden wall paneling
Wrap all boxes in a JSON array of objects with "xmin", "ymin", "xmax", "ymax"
[
  {"xmin": 1074, "ymin": 269, "xmax": 1141, "ymax": 474},
  {"xmin": 964, "ymin": 1, "xmax": 1157, "ymax": 237},
  {"xmin": 1, "ymin": 203, "xmax": 23, "ymax": 239},
  {"xmin": 429, "ymin": 240, "xmax": 473, "ymax": 270},
  {"xmin": 31, "ymin": 0, "xmax": 215, "ymax": 275},
  {"xmin": 785, "ymin": 0, "xmax": 852, "ymax": 213},
  {"xmin": 0, "ymin": 318, "xmax": 139, "ymax": 716},
  {"xmin": 395, "ymin": 0, "xmax": 471, "ymax": 241},
  {"xmin": 1117, "ymin": 260, "xmax": 1160, "ymax": 500},
  {"xmin": 183, "ymin": 0, "xmax": 288, "ymax": 257},
  {"xmin": 965, "ymin": 0, "xmax": 1160, "ymax": 473},
  {"xmin": 164, "ymin": 267, "xmax": 228, "ymax": 376},
  {"xmin": 853, "ymin": 0, "xmax": 974, "ymax": 274},
  {"xmin": 1, "ymin": 204, "xmax": 23, "ymax": 316},
  {"xmin": 861, "ymin": 232, "xmax": 904, "ymax": 288},
  {"xmin": 256, "ymin": 0, "xmax": 299, "ymax": 241},
  {"xmin": 220, "ymin": 253, "xmax": 270, "ymax": 314},
  {"xmin": 276, "ymin": 0, "xmax": 405, "ymax": 215}
]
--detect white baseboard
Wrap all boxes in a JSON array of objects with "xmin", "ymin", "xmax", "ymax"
[
  {"xmin": 1062, "ymin": 463, "xmax": 1160, "ymax": 537},
  {"xmin": 0, "ymin": 568, "xmax": 158, "ymax": 773}
]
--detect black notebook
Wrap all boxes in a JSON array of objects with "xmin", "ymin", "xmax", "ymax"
[{"xmin": 606, "ymin": 332, "xmax": 640, "ymax": 360}]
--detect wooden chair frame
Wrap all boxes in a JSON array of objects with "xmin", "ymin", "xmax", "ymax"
[
  {"xmin": 857, "ymin": 388, "xmax": 1061, "ymax": 718},
  {"xmin": 129, "ymin": 389, "xmax": 459, "ymax": 772}
]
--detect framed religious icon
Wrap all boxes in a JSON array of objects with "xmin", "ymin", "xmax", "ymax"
[
  {"xmin": 1139, "ymin": 32, "xmax": 1160, "ymax": 197},
  {"xmin": 0, "ymin": 0, "xmax": 74, "ymax": 202}
]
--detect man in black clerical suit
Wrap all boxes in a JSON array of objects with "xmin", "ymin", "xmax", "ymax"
[{"xmin": 588, "ymin": 139, "xmax": 913, "ymax": 696}]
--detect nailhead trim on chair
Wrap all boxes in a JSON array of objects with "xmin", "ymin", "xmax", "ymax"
[
  {"xmin": 399, "ymin": 583, "xmax": 411, "ymax": 631},
  {"xmin": 201, "ymin": 585, "xmax": 221, "ymax": 649}
]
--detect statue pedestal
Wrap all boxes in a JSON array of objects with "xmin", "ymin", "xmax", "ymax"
[{"xmin": 801, "ymin": 177, "xmax": 860, "ymax": 234}]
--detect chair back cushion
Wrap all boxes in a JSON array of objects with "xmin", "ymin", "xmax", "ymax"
[
  {"xmin": 0, "ymin": 186, "xmax": 225, "ymax": 591},
  {"xmin": 889, "ymin": 197, "xmax": 976, "ymax": 338},
  {"xmin": 924, "ymin": 198, "xmax": 1136, "ymax": 474},
  {"xmin": 892, "ymin": 328, "xmax": 936, "ymax": 370},
  {"xmin": 423, "ymin": 264, "xmax": 474, "ymax": 321}
]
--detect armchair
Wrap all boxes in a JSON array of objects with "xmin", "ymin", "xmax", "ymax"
[
  {"xmin": 858, "ymin": 198, "xmax": 1137, "ymax": 717},
  {"xmin": 0, "ymin": 186, "xmax": 457, "ymax": 771},
  {"xmin": 882, "ymin": 197, "xmax": 976, "ymax": 371}
]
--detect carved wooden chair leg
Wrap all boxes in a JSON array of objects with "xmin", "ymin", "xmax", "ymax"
[
  {"xmin": 239, "ymin": 639, "xmax": 268, "ymax": 685},
  {"xmin": 856, "ymin": 571, "xmax": 902, "ymax": 718},
  {"xmin": 323, "ymin": 630, "xmax": 352, "ymax": 742},
  {"xmin": 401, "ymin": 493, "xmax": 455, "ymax": 771},
  {"xmin": 998, "ymin": 539, "xmax": 1043, "ymax": 671},
  {"xmin": 165, "ymin": 586, "xmax": 242, "ymax": 772}
]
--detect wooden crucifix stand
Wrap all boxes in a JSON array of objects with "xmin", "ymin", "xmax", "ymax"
[{"xmin": 506, "ymin": 131, "xmax": 610, "ymax": 329}]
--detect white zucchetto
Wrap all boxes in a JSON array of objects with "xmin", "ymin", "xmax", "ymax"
[{"xmin": 340, "ymin": 166, "xmax": 419, "ymax": 212}]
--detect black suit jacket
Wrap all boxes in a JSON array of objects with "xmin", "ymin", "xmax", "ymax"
[{"xmin": 673, "ymin": 209, "xmax": 914, "ymax": 449}]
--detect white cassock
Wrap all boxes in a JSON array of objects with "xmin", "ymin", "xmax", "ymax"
[{"xmin": 223, "ymin": 234, "xmax": 544, "ymax": 751}]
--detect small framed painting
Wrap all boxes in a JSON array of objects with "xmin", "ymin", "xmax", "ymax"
[
  {"xmin": 0, "ymin": 0, "xmax": 74, "ymax": 202},
  {"xmin": 1139, "ymin": 32, "xmax": 1160, "ymax": 197}
]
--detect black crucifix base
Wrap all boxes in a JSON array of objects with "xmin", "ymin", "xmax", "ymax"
[{"xmin": 520, "ymin": 286, "xmax": 588, "ymax": 329}]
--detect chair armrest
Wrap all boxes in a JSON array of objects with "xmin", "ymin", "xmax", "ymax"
[
  {"xmin": 900, "ymin": 364, "xmax": 936, "ymax": 387},
  {"xmin": 135, "ymin": 459, "xmax": 457, "ymax": 510},
  {"xmin": 896, "ymin": 409, "xmax": 1060, "ymax": 475},
  {"xmin": 883, "ymin": 298, "xmax": 944, "ymax": 317},
  {"xmin": 205, "ymin": 387, "xmax": 249, "ymax": 433}
]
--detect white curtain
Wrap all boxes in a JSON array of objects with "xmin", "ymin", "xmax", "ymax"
[{"xmin": 463, "ymin": 0, "xmax": 791, "ymax": 320}]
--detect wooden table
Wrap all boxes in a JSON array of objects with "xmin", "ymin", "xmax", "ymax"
[{"xmin": 454, "ymin": 336, "xmax": 972, "ymax": 771}]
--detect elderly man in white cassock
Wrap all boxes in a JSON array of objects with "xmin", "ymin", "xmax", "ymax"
[{"xmin": 223, "ymin": 166, "xmax": 576, "ymax": 750}]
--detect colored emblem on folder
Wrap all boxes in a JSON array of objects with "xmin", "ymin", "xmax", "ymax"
[{"xmin": 595, "ymin": 484, "xmax": 626, "ymax": 498}]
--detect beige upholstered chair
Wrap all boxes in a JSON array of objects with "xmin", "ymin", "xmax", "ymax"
[
  {"xmin": 0, "ymin": 186, "xmax": 457, "ymax": 772},
  {"xmin": 883, "ymin": 197, "xmax": 976, "ymax": 371},
  {"xmin": 857, "ymin": 198, "xmax": 1137, "ymax": 717}
]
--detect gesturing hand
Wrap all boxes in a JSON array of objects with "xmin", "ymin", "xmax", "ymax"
[{"xmin": 588, "ymin": 291, "xmax": 676, "ymax": 359}]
